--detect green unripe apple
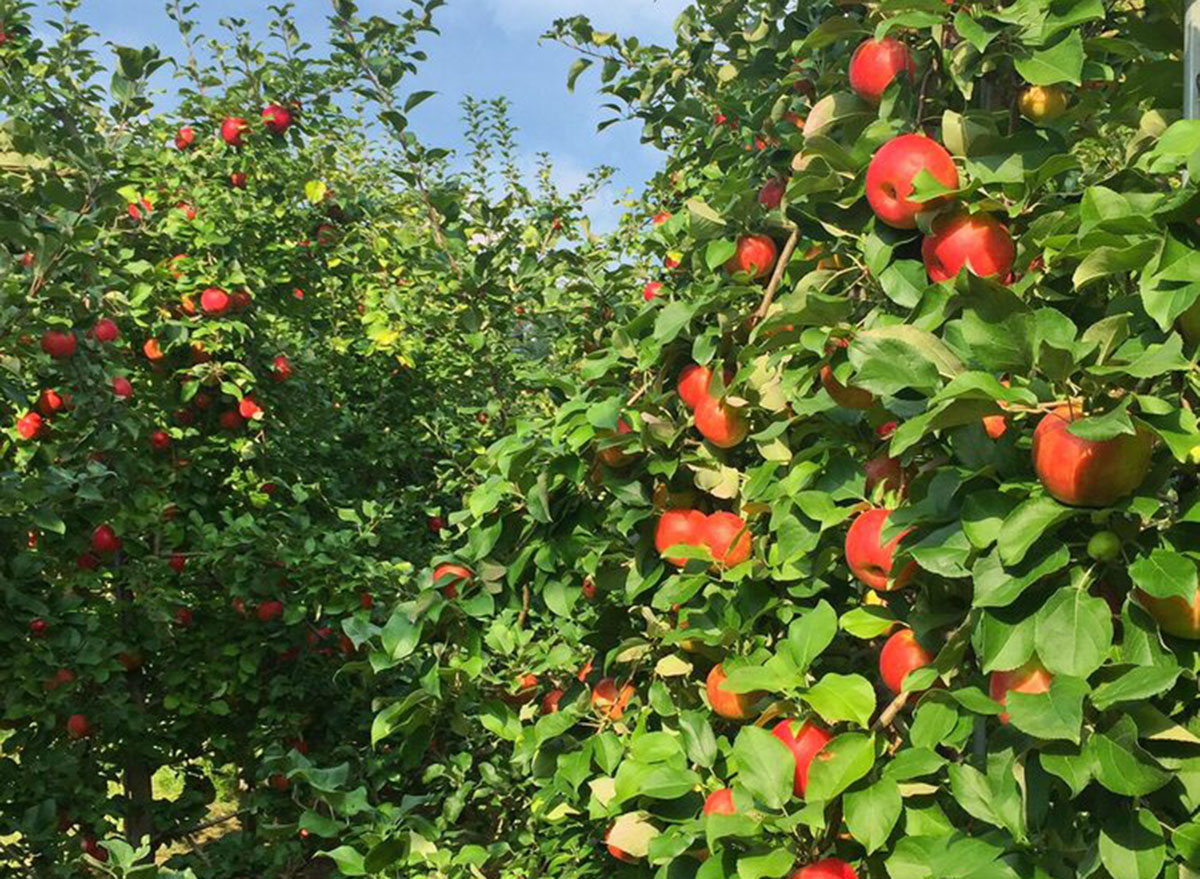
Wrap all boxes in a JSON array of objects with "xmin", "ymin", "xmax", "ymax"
[{"xmin": 1087, "ymin": 530, "xmax": 1122, "ymax": 563}]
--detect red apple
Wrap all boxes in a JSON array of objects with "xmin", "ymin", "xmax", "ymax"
[
  {"xmin": 704, "ymin": 512, "xmax": 753, "ymax": 568},
  {"xmin": 91, "ymin": 318, "xmax": 119, "ymax": 343},
  {"xmin": 655, "ymin": 509, "xmax": 708, "ymax": 567},
  {"xmin": 230, "ymin": 172, "xmax": 247, "ymax": 189},
  {"xmin": 91, "ymin": 524, "xmax": 121, "ymax": 555},
  {"xmin": 678, "ymin": 364, "xmax": 732, "ymax": 410},
  {"xmin": 168, "ymin": 553, "xmax": 187, "ymax": 573},
  {"xmin": 81, "ymin": 835, "xmax": 108, "ymax": 862},
  {"xmin": 219, "ymin": 411, "xmax": 245, "ymax": 431},
  {"xmin": 592, "ymin": 677, "xmax": 634, "ymax": 720},
  {"xmin": 150, "ymin": 430, "xmax": 171, "ymax": 451},
  {"xmin": 541, "ymin": 688, "xmax": 565, "ymax": 714},
  {"xmin": 989, "ymin": 659, "xmax": 1052, "ymax": 724},
  {"xmin": 725, "ymin": 234, "xmax": 777, "ymax": 279},
  {"xmin": 758, "ymin": 177, "xmax": 786, "ymax": 210},
  {"xmin": 428, "ymin": 515, "xmax": 445, "ymax": 533},
  {"xmin": 201, "ymin": 287, "xmax": 230, "ymax": 315},
  {"xmin": 845, "ymin": 507, "xmax": 917, "ymax": 591},
  {"xmin": 269, "ymin": 773, "xmax": 290, "ymax": 792},
  {"xmin": 849, "ymin": 38, "xmax": 916, "ymax": 104},
  {"xmin": 273, "ymin": 355, "xmax": 293, "ymax": 381},
  {"xmin": 597, "ymin": 418, "xmax": 635, "ymax": 468},
  {"xmin": 772, "ymin": 718, "xmax": 832, "ymax": 797},
  {"xmin": 706, "ymin": 664, "xmax": 761, "ymax": 720},
  {"xmin": 41, "ymin": 330, "xmax": 76, "ymax": 359},
  {"xmin": 174, "ymin": 608, "xmax": 194, "ymax": 628},
  {"xmin": 46, "ymin": 668, "xmax": 76, "ymax": 690},
  {"xmin": 643, "ymin": 281, "xmax": 663, "ymax": 301},
  {"xmin": 220, "ymin": 116, "xmax": 249, "ymax": 146},
  {"xmin": 16, "ymin": 411, "xmax": 43, "ymax": 440},
  {"xmin": 37, "ymin": 389, "xmax": 66, "ymax": 416},
  {"xmin": 582, "ymin": 578, "xmax": 597, "ymax": 601},
  {"xmin": 652, "ymin": 211, "xmax": 672, "ymax": 225},
  {"xmin": 77, "ymin": 553, "xmax": 99, "ymax": 570},
  {"xmin": 922, "ymin": 212, "xmax": 1015, "ymax": 282},
  {"xmin": 791, "ymin": 859, "xmax": 859, "ymax": 879},
  {"xmin": 434, "ymin": 562, "xmax": 473, "ymax": 598},
  {"xmin": 695, "ymin": 394, "xmax": 749, "ymax": 448},
  {"xmin": 820, "ymin": 337, "xmax": 874, "ymax": 410},
  {"xmin": 262, "ymin": 103, "xmax": 293, "ymax": 134},
  {"xmin": 238, "ymin": 396, "xmax": 263, "ymax": 419},
  {"xmin": 703, "ymin": 788, "xmax": 736, "ymax": 816},
  {"xmin": 257, "ymin": 601, "xmax": 284, "ymax": 623},
  {"xmin": 503, "ymin": 673, "xmax": 540, "ymax": 706},
  {"xmin": 111, "ymin": 376, "xmax": 133, "ymax": 399},
  {"xmin": 30, "ymin": 618, "xmax": 48, "ymax": 637},
  {"xmin": 864, "ymin": 453, "xmax": 907, "ymax": 498},
  {"xmin": 174, "ymin": 126, "xmax": 195, "ymax": 150},
  {"xmin": 117, "ymin": 652, "xmax": 144, "ymax": 671},
  {"xmin": 143, "ymin": 338, "xmax": 164, "ymax": 362},
  {"xmin": 879, "ymin": 628, "xmax": 934, "ymax": 693},
  {"xmin": 865, "ymin": 134, "xmax": 958, "ymax": 229},
  {"xmin": 66, "ymin": 713, "xmax": 92, "ymax": 739},
  {"xmin": 360, "ymin": 592, "xmax": 374, "ymax": 610},
  {"xmin": 1031, "ymin": 406, "xmax": 1153, "ymax": 507},
  {"xmin": 1134, "ymin": 588, "xmax": 1200, "ymax": 639}
]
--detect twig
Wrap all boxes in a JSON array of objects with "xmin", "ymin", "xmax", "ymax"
[
  {"xmin": 872, "ymin": 691, "xmax": 910, "ymax": 730},
  {"xmin": 752, "ymin": 227, "xmax": 800, "ymax": 324},
  {"xmin": 625, "ymin": 376, "xmax": 651, "ymax": 407},
  {"xmin": 516, "ymin": 584, "xmax": 531, "ymax": 628}
]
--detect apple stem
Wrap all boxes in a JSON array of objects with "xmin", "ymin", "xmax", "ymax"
[{"xmin": 752, "ymin": 227, "xmax": 800, "ymax": 324}]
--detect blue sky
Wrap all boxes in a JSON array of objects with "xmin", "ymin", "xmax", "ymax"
[{"xmin": 32, "ymin": 0, "xmax": 693, "ymax": 222}]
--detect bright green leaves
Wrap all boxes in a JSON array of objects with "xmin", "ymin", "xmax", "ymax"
[
  {"xmin": 1129, "ymin": 549, "xmax": 1199, "ymax": 601},
  {"xmin": 803, "ymin": 673, "xmax": 876, "ymax": 728},
  {"xmin": 1013, "ymin": 31, "xmax": 1084, "ymax": 85},
  {"xmin": 805, "ymin": 733, "xmax": 876, "ymax": 801},
  {"xmin": 1006, "ymin": 676, "xmax": 1089, "ymax": 742},
  {"xmin": 733, "ymin": 726, "xmax": 794, "ymax": 809},
  {"xmin": 1034, "ymin": 581, "xmax": 1113, "ymax": 678},
  {"xmin": 1100, "ymin": 809, "xmax": 1166, "ymax": 879},
  {"xmin": 844, "ymin": 778, "xmax": 902, "ymax": 853}
]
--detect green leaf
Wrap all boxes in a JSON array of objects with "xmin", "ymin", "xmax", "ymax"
[
  {"xmin": 1091, "ymin": 666, "xmax": 1180, "ymax": 710},
  {"xmin": 1089, "ymin": 717, "xmax": 1173, "ymax": 796},
  {"xmin": 1006, "ymin": 676, "xmax": 1088, "ymax": 742},
  {"xmin": 997, "ymin": 497, "xmax": 1073, "ymax": 566},
  {"xmin": 733, "ymin": 726, "xmax": 794, "ymax": 809},
  {"xmin": 1014, "ymin": 31, "xmax": 1084, "ymax": 85},
  {"xmin": 1129, "ymin": 549, "xmax": 1198, "ymax": 600},
  {"xmin": 785, "ymin": 600, "xmax": 838, "ymax": 671},
  {"xmin": 803, "ymin": 673, "xmax": 876, "ymax": 728},
  {"xmin": 844, "ymin": 778, "xmax": 901, "ymax": 853},
  {"xmin": 736, "ymin": 848, "xmax": 794, "ymax": 879},
  {"xmin": 805, "ymin": 733, "xmax": 876, "ymax": 801},
  {"xmin": 1034, "ymin": 584, "xmax": 1113, "ymax": 678},
  {"xmin": 1099, "ymin": 809, "xmax": 1165, "ymax": 879}
]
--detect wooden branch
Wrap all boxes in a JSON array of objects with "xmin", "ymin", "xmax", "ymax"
[
  {"xmin": 752, "ymin": 227, "xmax": 800, "ymax": 324},
  {"xmin": 872, "ymin": 691, "xmax": 910, "ymax": 731},
  {"xmin": 516, "ymin": 583, "xmax": 531, "ymax": 628}
]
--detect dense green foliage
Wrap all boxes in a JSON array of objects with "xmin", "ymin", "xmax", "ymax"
[{"xmin": 8, "ymin": 0, "xmax": 1200, "ymax": 878}]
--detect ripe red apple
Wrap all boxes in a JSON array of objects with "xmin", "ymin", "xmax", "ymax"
[
  {"xmin": 273, "ymin": 355, "xmax": 293, "ymax": 381},
  {"xmin": 176, "ymin": 201, "xmax": 197, "ymax": 220},
  {"xmin": 678, "ymin": 364, "xmax": 732, "ymax": 410},
  {"xmin": 230, "ymin": 172, "xmax": 247, "ymax": 189},
  {"xmin": 434, "ymin": 562, "xmax": 473, "ymax": 598},
  {"xmin": 41, "ymin": 330, "xmax": 76, "ymax": 359},
  {"xmin": 37, "ymin": 389, "xmax": 67, "ymax": 416},
  {"xmin": 91, "ymin": 318, "xmax": 119, "ymax": 343},
  {"xmin": 597, "ymin": 418, "xmax": 635, "ymax": 468},
  {"xmin": 150, "ymin": 430, "xmax": 171, "ymax": 451},
  {"xmin": 16, "ymin": 411, "xmax": 43, "ymax": 440},
  {"xmin": 864, "ymin": 453, "xmax": 907, "ymax": 498},
  {"xmin": 220, "ymin": 116, "xmax": 249, "ymax": 146},
  {"xmin": 81, "ymin": 835, "xmax": 108, "ymax": 862},
  {"xmin": 238, "ymin": 396, "xmax": 263, "ymax": 420},
  {"xmin": 30, "ymin": 618, "xmax": 48, "ymax": 637},
  {"xmin": 922, "ymin": 212, "xmax": 1015, "ymax": 282},
  {"xmin": 201, "ymin": 287, "xmax": 230, "ymax": 315},
  {"xmin": 117, "ymin": 652, "xmax": 144, "ymax": 671},
  {"xmin": 591, "ymin": 677, "xmax": 634, "ymax": 720},
  {"xmin": 791, "ymin": 858, "xmax": 859, "ymax": 879},
  {"xmin": 174, "ymin": 125, "xmax": 195, "ymax": 149},
  {"xmin": 772, "ymin": 718, "xmax": 832, "ymax": 796},
  {"xmin": 269, "ymin": 773, "xmax": 290, "ymax": 792},
  {"xmin": 77, "ymin": 553, "xmax": 99, "ymax": 570},
  {"xmin": 1031, "ymin": 406, "xmax": 1153, "ymax": 506},
  {"xmin": 168, "ymin": 553, "xmax": 187, "ymax": 573},
  {"xmin": 704, "ymin": 512, "xmax": 753, "ymax": 568},
  {"xmin": 66, "ymin": 713, "xmax": 92, "ymax": 739},
  {"xmin": 989, "ymin": 659, "xmax": 1052, "ymax": 724},
  {"xmin": 655, "ymin": 509, "xmax": 708, "ymax": 567},
  {"xmin": 643, "ymin": 281, "xmax": 663, "ymax": 301},
  {"xmin": 845, "ymin": 507, "xmax": 916, "ymax": 591},
  {"xmin": 849, "ymin": 38, "xmax": 916, "ymax": 104},
  {"xmin": 820, "ymin": 337, "xmax": 873, "ymax": 410},
  {"xmin": 725, "ymin": 234, "xmax": 777, "ymax": 279},
  {"xmin": 865, "ymin": 134, "xmax": 959, "ymax": 229},
  {"xmin": 111, "ymin": 376, "xmax": 133, "ymax": 399},
  {"xmin": 143, "ymin": 338, "xmax": 164, "ymax": 362},
  {"xmin": 1134, "ymin": 588, "xmax": 1200, "ymax": 639},
  {"xmin": 652, "ymin": 211, "xmax": 672, "ymax": 225},
  {"xmin": 503, "ymin": 673, "xmax": 540, "ymax": 706},
  {"xmin": 257, "ymin": 600, "xmax": 284, "ymax": 623},
  {"xmin": 706, "ymin": 664, "xmax": 761, "ymax": 720},
  {"xmin": 703, "ymin": 788, "xmax": 736, "ymax": 816},
  {"xmin": 758, "ymin": 177, "xmax": 786, "ymax": 210},
  {"xmin": 541, "ymin": 688, "xmax": 564, "ymax": 714},
  {"xmin": 879, "ymin": 628, "xmax": 934, "ymax": 693},
  {"xmin": 46, "ymin": 668, "xmax": 76, "ymax": 690},
  {"xmin": 91, "ymin": 524, "xmax": 121, "ymax": 555},
  {"xmin": 695, "ymin": 394, "xmax": 749, "ymax": 448},
  {"xmin": 582, "ymin": 578, "xmax": 597, "ymax": 601},
  {"xmin": 360, "ymin": 592, "xmax": 374, "ymax": 610},
  {"xmin": 174, "ymin": 608, "xmax": 194, "ymax": 628},
  {"xmin": 219, "ymin": 410, "xmax": 245, "ymax": 431},
  {"xmin": 262, "ymin": 103, "xmax": 293, "ymax": 134},
  {"xmin": 428, "ymin": 515, "xmax": 445, "ymax": 533}
]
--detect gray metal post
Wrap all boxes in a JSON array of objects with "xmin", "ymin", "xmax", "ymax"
[{"xmin": 1188, "ymin": 0, "xmax": 1200, "ymax": 120}]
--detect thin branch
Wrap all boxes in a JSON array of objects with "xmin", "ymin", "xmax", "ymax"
[
  {"xmin": 516, "ymin": 583, "xmax": 531, "ymax": 628},
  {"xmin": 872, "ymin": 691, "xmax": 910, "ymax": 730},
  {"xmin": 752, "ymin": 226, "xmax": 800, "ymax": 324}
]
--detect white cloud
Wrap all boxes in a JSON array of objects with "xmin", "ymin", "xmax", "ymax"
[{"xmin": 479, "ymin": 0, "xmax": 692, "ymax": 37}]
